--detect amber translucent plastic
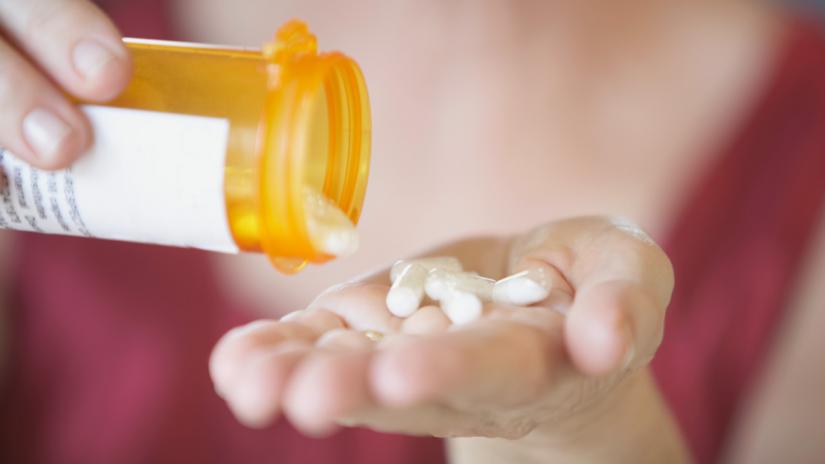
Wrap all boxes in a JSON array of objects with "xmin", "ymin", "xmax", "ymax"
[{"xmin": 102, "ymin": 21, "xmax": 371, "ymax": 271}]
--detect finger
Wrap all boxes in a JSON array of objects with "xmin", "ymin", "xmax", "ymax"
[
  {"xmin": 315, "ymin": 328, "xmax": 375, "ymax": 350},
  {"xmin": 209, "ymin": 310, "xmax": 345, "ymax": 396},
  {"xmin": 283, "ymin": 348, "xmax": 374, "ymax": 436},
  {"xmin": 485, "ymin": 303, "xmax": 565, "ymax": 333},
  {"xmin": 0, "ymin": 38, "xmax": 89, "ymax": 168},
  {"xmin": 370, "ymin": 317, "xmax": 563, "ymax": 409},
  {"xmin": 0, "ymin": 0, "xmax": 131, "ymax": 102},
  {"xmin": 400, "ymin": 305, "xmax": 451, "ymax": 334},
  {"xmin": 308, "ymin": 283, "xmax": 402, "ymax": 333},
  {"xmin": 225, "ymin": 340, "xmax": 312, "ymax": 429},
  {"xmin": 567, "ymin": 220, "xmax": 672, "ymax": 375},
  {"xmin": 566, "ymin": 279, "xmax": 662, "ymax": 375},
  {"xmin": 516, "ymin": 217, "xmax": 673, "ymax": 376}
]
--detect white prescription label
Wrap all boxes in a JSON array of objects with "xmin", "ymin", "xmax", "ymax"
[{"xmin": 0, "ymin": 105, "xmax": 239, "ymax": 253}]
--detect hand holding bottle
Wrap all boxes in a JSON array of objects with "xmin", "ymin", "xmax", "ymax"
[{"xmin": 0, "ymin": 0, "xmax": 130, "ymax": 169}]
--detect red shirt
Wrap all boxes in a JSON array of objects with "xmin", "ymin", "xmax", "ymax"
[
  {"xmin": 1, "ymin": 5, "xmax": 824, "ymax": 464},
  {"xmin": 653, "ymin": 14, "xmax": 825, "ymax": 462}
]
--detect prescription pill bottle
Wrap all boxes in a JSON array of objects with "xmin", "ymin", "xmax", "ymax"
[{"xmin": 0, "ymin": 20, "xmax": 370, "ymax": 273}]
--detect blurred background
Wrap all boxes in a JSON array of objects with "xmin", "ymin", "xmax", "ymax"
[{"xmin": 789, "ymin": 0, "xmax": 825, "ymax": 14}]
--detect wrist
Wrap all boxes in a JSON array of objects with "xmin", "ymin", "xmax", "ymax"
[{"xmin": 447, "ymin": 369, "xmax": 690, "ymax": 464}]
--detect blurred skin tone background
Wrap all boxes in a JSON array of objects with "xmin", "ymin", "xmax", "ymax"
[
  {"xmin": 186, "ymin": 0, "xmax": 784, "ymax": 309},
  {"xmin": 0, "ymin": 0, "xmax": 823, "ymax": 462},
  {"xmin": 181, "ymin": 1, "xmax": 818, "ymax": 311}
]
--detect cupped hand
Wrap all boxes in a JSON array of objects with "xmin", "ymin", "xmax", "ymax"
[
  {"xmin": 0, "ymin": 0, "xmax": 130, "ymax": 169},
  {"xmin": 210, "ymin": 217, "xmax": 674, "ymax": 447}
]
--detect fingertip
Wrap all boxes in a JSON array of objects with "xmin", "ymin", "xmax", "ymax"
[
  {"xmin": 209, "ymin": 326, "xmax": 252, "ymax": 392},
  {"xmin": 283, "ymin": 351, "xmax": 371, "ymax": 435},
  {"xmin": 70, "ymin": 38, "xmax": 132, "ymax": 102},
  {"xmin": 566, "ymin": 299, "xmax": 631, "ymax": 376},
  {"xmin": 228, "ymin": 378, "xmax": 278, "ymax": 429},
  {"xmin": 224, "ymin": 344, "xmax": 311, "ymax": 429},
  {"xmin": 370, "ymin": 338, "xmax": 458, "ymax": 407},
  {"xmin": 20, "ymin": 105, "xmax": 91, "ymax": 169},
  {"xmin": 369, "ymin": 351, "xmax": 415, "ymax": 407},
  {"xmin": 208, "ymin": 321, "xmax": 284, "ymax": 395},
  {"xmin": 300, "ymin": 422, "xmax": 342, "ymax": 439}
]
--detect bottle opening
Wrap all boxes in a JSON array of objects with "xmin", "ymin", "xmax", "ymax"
[{"xmin": 256, "ymin": 21, "xmax": 371, "ymax": 273}]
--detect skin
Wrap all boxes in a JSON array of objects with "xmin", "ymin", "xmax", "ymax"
[
  {"xmin": 209, "ymin": 218, "xmax": 689, "ymax": 462},
  {"xmin": 723, "ymin": 212, "xmax": 825, "ymax": 463},
  {"xmin": 0, "ymin": 0, "xmax": 130, "ymax": 168},
  {"xmin": 0, "ymin": 0, "xmax": 824, "ymax": 462}
]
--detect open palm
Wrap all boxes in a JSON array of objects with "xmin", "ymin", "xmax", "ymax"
[{"xmin": 210, "ymin": 217, "xmax": 674, "ymax": 446}]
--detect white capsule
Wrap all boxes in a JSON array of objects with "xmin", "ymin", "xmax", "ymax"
[
  {"xmin": 492, "ymin": 268, "xmax": 551, "ymax": 306},
  {"xmin": 425, "ymin": 269, "xmax": 494, "ymax": 301},
  {"xmin": 304, "ymin": 188, "xmax": 359, "ymax": 257},
  {"xmin": 390, "ymin": 256, "xmax": 463, "ymax": 283},
  {"xmin": 441, "ymin": 290, "xmax": 483, "ymax": 325},
  {"xmin": 424, "ymin": 272, "xmax": 449, "ymax": 301},
  {"xmin": 386, "ymin": 263, "xmax": 428, "ymax": 317}
]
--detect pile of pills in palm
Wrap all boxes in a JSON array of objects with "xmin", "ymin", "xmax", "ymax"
[{"xmin": 386, "ymin": 257, "xmax": 551, "ymax": 325}]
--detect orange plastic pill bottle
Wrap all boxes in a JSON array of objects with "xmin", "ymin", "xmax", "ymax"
[{"xmin": 0, "ymin": 20, "xmax": 371, "ymax": 273}]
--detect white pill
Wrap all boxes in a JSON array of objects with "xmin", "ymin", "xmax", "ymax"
[
  {"xmin": 386, "ymin": 263, "xmax": 428, "ymax": 317},
  {"xmin": 424, "ymin": 274, "xmax": 449, "ymax": 301},
  {"xmin": 441, "ymin": 290, "xmax": 483, "ymax": 325},
  {"xmin": 390, "ymin": 257, "xmax": 463, "ymax": 283},
  {"xmin": 492, "ymin": 268, "xmax": 550, "ymax": 306},
  {"xmin": 304, "ymin": 188, "xmax": 360, "ymax": 257},
  {"xmin": 425, "ymin": 269, "xmax": 495, "ymax": 301}
]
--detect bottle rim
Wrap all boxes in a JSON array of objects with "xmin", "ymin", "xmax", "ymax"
[{"xmin": 256, "ymin": 21, "xmax": 371, "ymax": 273}]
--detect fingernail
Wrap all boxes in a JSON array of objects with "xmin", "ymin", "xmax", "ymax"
[
  {"xmin": 73, "ymin": 39, "xmax": 118, "ymax": 81},
  {"xmin": 23, "ymin": 108, "xmax": 73, "ymax": 164}
]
